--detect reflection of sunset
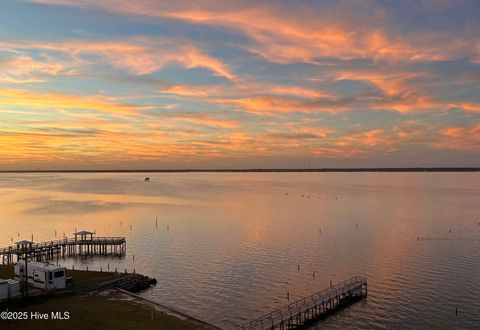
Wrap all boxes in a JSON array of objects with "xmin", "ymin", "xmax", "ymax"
[
  {"xmin": 244, "ymin": 222, "xmax": 269, "ymax": 248},
  {"xmin": 1, "ymin": 1, "xmax": 479, "ymax": 169},
  {"xmin": 0, "ymin": 172, "xmax": 479, "ymax": 328}
]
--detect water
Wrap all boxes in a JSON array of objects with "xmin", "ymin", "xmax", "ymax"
[{"xmin": 0, "ymin": 172, "xmax": 479, "ymax": 329}]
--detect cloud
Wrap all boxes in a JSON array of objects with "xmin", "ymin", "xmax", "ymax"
[
  {"xmin": 0, "ymin": 51, "xmax": 74, "ymax": 83},
  {"xmin": 0, "ymin": 88, "xmax": 144, "ymax": 115},
  {"xmin": 337, "ymin": 129, "xmax": 396, "ymax": 149},
  {"xmin": 0, "ymin": 37, "xmax": 235, "ymax": 80},
  {"xmin": 165, "ymin": 112, "xmax": 241, "ymax": 129},
  {"xmin": 25, "ymin": 1, "xmax": 479, "ymax": 65},
  {"xmin": 263, "ymin": 132, "xmax": 322, "ymax": 140},
  {"xmin": 456, "ymin": 102, "xmax": 480, "ymax": 113},
  {"xmin": 163, "ymin": 85, "xmax": 223, "ymax": 97},
  {"xmin": 438, "ymin": 124, "xmax": 480, "ymax": 151},
  {"xmin": 1, "ymin": 0, "xmax": 479, "ymax": 168}
]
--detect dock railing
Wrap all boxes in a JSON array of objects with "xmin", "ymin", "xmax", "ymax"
[
  {"xmin": 1, "ymin": 237, "xmax": 125, "ymax": 253},
  {"xmin": 0, "ymin": 236, "xmax": 126, "ymax": 265},
  {"xmin": 239, "ymin": 276, "xmax": 367, "ymax": 330}
]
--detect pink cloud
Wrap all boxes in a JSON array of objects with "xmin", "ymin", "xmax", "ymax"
[{"xmin": 26, "ymin": 1, "xmax": 478, "ymax": 64}]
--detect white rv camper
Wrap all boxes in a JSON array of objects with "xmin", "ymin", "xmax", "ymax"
[{"xmin": 14, "ymin": 261, "xmax": 67, "ymax": 290}]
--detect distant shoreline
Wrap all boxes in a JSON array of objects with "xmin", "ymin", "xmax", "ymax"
[{"xmin": 0, "ymin": 167, "xmax": 478, "ymax": 173}]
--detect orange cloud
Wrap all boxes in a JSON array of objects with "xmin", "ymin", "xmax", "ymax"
[
  {"xmin": 337, "ymin": 129, "xmax": 392, "ymax": 148},
  {"xmin": 0, "ymin": 53, "xmax": 74, "ymax": 84},
  {"xmin": 164, "ymin": 85, "xmax": 223, "ymax": 97},
  {"xmin": 1, "ymin": 37, "xmax": 235, "ymax": 80},
  {"xmin": 438, "ymin": 124, "xmax": 480, "ymax": 151},
  {"xmin": 456, "ymin": 102, "xmax": 480, "ymax": 112},
  {"xmin": 166, "ymin": 113, "xmax": 241, "ymax": 129},
  {"xmin": 0, "ymin": 88, "xmax": 143, "ymax": 115},
  {"xmin": 162, "ymin": 82, "xmax": 333, "ymax": 103},
  {"xmin": 336, "ymin": 70, "xmax": 425, "ymax": 97},
  {"xmin": 2, "ymin": 0, "xmax": 478, "ymax": 168},
  {"xmin": 372, "ymin": 95, "xmax": 440, "ymax": 113},
  {"xmin": 213, "ymin": 95, "xmax": 302, "ymax": 114},
  {"xmin": 28, "ymin": 1, "xmax": 477, "ymax": 64},
  {"xmin": 264, "ymin": 85, "xmax": 329, "ymax": 98},
  {"xmin": 211, "ymin": 92, "xmax": 371, "ymax": 115},
  {"xmin": 373, "ymin": 99, "xmax": 480, "ymax": 114},
  {"xmin": 20, "ymin": 0, "xmax": 480, "ymax": 85}
]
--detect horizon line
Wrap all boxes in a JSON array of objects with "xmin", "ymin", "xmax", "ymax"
[{"xmin": 0, "ymin": 167, "xmax": 479, "ymax": 173}]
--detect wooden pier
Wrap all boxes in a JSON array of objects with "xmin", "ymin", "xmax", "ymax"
[
  {"xmin": 238, "ymin": 276, "xmax": 367, "ymax": 330},
  {"xmin": 0, "ymin": 231, "xmax": 126, "ymax": 265}
]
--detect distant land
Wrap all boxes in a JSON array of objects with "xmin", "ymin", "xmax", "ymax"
[{"xmin": 0, "ymin": 168, "xmax": 479, "ymax": 173}]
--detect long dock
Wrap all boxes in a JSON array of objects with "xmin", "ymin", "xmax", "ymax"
[
  {"xmin": 238, "ymin": 276, "xmax": 367, "ymax": 330},
  {"xmin": 0, "ymin": 231, "xmax": 126, "ymax": 265}
]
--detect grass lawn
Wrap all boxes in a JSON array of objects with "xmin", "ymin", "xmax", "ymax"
[
  {"xmin": 1, "ymin": 265, "xmax": 214, "ymax": 329},
  {"xmin": 1, "ymin": 291, "xmax": 209, "ymax": 329}
]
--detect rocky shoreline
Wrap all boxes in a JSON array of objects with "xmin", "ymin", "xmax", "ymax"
[{"xmin": 113, "ymin": 273, "xmax": 158, "ymax": 292}]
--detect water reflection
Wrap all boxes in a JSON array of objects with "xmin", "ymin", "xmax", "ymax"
[{"xmin": 0, "ymin": 172, "xmax": 479, "ymax": 329}]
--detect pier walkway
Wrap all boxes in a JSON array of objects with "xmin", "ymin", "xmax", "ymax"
[
  {"xmin": 0, "ymin": 231, "xmax": 126, "ymax": 265},
  {"xmin": 238, "ymin": 276, "xmax": 367, "ymax": 330}
]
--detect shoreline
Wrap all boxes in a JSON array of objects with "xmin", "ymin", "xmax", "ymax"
[
  {"xmin": 1, "ymin": 265, "xmax": 218, "ymax": 329},
  {"xmin": 114, "ymin": 288, "xmax": 222, "ymax": 330}
]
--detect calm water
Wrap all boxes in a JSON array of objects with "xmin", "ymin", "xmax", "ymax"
[{"xmin": 0, "ymin": 172, "xmax": 479, "ymax": 329}]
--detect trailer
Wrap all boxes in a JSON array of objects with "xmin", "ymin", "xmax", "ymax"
[
  {"xmin": 14, "ymin": 260, "xmax": 67, "ymax": 290},
  {"xmin": 7, "ymin": 280, "xmax": 21, "ymax": 299}
]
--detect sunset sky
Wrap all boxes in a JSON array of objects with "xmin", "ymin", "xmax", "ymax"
[{"xmin": 1, "ymin": 0, "xmax": 479, "ymax": 169}]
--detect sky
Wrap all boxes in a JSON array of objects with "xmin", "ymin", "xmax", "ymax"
[{"xmin": 0, "ymin": 0, "xmax": 479, "ymax": 170}]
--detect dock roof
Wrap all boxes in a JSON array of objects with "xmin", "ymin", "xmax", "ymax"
[
  {"xmin": 15, "ymin": 240, "xmax": 34, "ymax": 245},
  {"xmin": 73, "ymin": 230, "xmax": 94, "ymax": 235}
]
